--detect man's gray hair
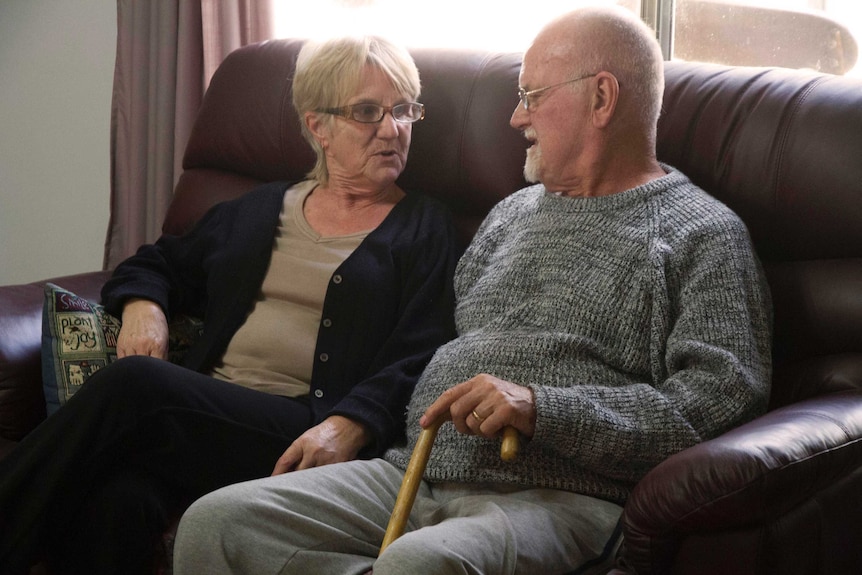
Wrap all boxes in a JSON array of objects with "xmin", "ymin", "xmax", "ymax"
[{"xmin": 558, "ymin": 6, "xmax": 664, "ymax": 133}]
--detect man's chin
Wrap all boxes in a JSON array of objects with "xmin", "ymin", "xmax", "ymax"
[
  {"xmin": 523, "ymin": 161, "xmax": 541, "ymax": 184},
  {"xmin": 523, "ymin": 147, "xmax": 541, "ymax": 183}
]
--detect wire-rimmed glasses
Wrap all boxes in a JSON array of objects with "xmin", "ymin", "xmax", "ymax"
[{"xmin": 517, "ymin": 74, "xmax": 597, "ymax": 111}]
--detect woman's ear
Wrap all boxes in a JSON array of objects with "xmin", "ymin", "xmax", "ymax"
[
  {"xmin": 305, "ymin": 111, "xmax": 329, "ymax": 149},
  {"xmin": 591, "ymin": 71, "xmax": 619, "ymax": 129}
]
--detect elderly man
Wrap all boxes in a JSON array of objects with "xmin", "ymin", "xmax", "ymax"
[{"xmin": 172, "ymin": 6, "xmax": 772, "ymax": 574}]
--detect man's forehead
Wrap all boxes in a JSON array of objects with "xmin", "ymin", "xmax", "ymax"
[{"xmin": 520, "ymin": 43, "xmax": 573, "ymax": 83}]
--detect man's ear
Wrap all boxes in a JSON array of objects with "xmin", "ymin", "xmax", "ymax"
[
  {"xmin": 591, "ymin": 72, "xmax": 619, "ymax": 129},
  {"xmin": 305, "ymin": 111, "xmax": 328, "ymax": 149}
]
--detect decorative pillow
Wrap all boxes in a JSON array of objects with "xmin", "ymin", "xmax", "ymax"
[{"xmin": 41, "ymin": 283, "xmax": 204, "ymax": 415}]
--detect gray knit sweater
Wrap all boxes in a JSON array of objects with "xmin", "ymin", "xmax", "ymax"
[{"xmin": 384, "ymin": 167, "xmax": 772, "ymax": 504}]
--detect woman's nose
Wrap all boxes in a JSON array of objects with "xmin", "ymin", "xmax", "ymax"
[{"xmin": 376, "ymin": 112, "xmax": 400, "ymax": 137}]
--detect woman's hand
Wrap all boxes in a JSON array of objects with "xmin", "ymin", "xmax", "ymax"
[
  {"xmin": 117, "ymin": 298, "xmax": 169, "ymax": 360},
  {"xmin": 420, "ymin": 373, "xmax": 537, "ymax": 439},
  {"xmin": 271, "ymin": 415, "xmax": 371, "ymax": 476}
]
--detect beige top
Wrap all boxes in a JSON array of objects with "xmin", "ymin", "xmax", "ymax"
[{"xmin": 211, "ymin": 181, "xmax": 368, "ymax": 397}]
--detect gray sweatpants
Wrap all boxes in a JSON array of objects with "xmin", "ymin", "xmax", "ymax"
[{"xmin": 173, "ymin": 458, "xmax": 622, "ymax": 575}]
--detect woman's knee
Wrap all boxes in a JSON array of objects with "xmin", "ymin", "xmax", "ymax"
[
  {"xmin": 88, "ymin": 355, "xmax": 171, "ymax": 385},
  {"xmin": 79, "ymin": 355, "xmax": 195, "ymax": 407}
]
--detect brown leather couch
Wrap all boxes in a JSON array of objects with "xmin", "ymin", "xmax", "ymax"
[{"xmin": 2, "ymin": 40, "xmax": 861, "ymax": 574}]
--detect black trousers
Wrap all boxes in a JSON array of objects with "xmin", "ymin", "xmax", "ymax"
[{"xmin": 0, "ymin": 356, "xmax": 312, "ymax": 575}]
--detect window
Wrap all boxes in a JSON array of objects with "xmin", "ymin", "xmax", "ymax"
[
  {"xmin": 273, "ymin": 0, "xmax": 639, "ymax": 52},
  {"xmin": 274, "ymin": 0, "xmax": 860, "ymax": 76},
  {"xmin": 673, "ymin": 0, "xmax": 860, "ymax": 76}
]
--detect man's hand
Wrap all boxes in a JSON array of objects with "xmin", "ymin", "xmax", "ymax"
[
  {"xmin": 271, "ymin": 415, "xmax": 371, "ymax": 476},
  {"xmin": 117, "ymin": 298, "xmax": 169, "ymax": 360},
  {"xmin": 420, "ymin": 373, "xmax": 537, "ymax": 439}
]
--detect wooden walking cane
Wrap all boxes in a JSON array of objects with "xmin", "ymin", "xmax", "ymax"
[{"xmin": 379, "ymin": 419, "xmax": 520, "ymax": 553}]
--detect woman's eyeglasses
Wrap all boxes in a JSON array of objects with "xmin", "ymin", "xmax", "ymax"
[{"xmin": 317, "ymin": 102, "xmax": 425, "ymax": 123}]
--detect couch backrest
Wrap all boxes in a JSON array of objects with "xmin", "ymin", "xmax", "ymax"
[
  {"xmin": 657, "ymin": 62, "xmax": 862, "ymax": 406},
  {"xmin": 166, "ymin": 39, "xmax": 862, "ymax": 409}
]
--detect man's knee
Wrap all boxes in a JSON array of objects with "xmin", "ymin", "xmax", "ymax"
[
  {"xmin": 374, "ymin": 536, "xmax": 469, "ymax": 575},
  {"xmin": 174, "ymin": 490, "xmax": 235, "ymax": 552}
]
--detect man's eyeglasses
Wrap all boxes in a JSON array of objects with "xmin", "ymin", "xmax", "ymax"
[
  {"xmin": 517, "ymin": 74, "xmax": 597, "ymax": 111},
  {"xmin": 316, "ymin": 102, "xmax": 425, "ymax": 124}
]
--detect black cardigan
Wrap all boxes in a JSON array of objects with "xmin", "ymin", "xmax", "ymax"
[{"xmin": 101, "ymin": 181, "xmax": 459, "ymax": 454}]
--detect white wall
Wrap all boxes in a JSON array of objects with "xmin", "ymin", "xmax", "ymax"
[{"xmin": 0, "ymin": 0, "xmax": 116, "ymax": 285}]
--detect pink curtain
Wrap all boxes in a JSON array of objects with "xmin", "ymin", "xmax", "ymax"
[{"xmin": 104, "ymin": 0, "xmax": 274, "ymax": 269}]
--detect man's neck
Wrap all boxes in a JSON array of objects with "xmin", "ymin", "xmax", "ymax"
[{"xmin": 545, "ymin": 156, "xmax": 666, "ymax": 198}]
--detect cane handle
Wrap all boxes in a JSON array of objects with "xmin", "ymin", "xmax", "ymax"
[{"xmin": 501, "ymin": 425, "xmax": 520, "ymax": 461}]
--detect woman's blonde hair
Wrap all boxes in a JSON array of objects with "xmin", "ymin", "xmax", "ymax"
[{"xmin": 292, "ymin": 36, "xmax": 421, "ymax": 185}]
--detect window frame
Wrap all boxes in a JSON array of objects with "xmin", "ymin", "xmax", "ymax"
[{"xmin": 642, "ymin": 0, "xmax": 676, "ymax": 60}]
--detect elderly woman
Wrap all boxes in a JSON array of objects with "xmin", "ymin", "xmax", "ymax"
[{"xmin": 0, "ymin": 36, "xmax": 458, "ymax": 575}]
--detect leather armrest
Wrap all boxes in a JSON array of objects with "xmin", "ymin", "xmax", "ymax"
[
  {"xmin": 621, "ymin": 390, "xmax": 862, "ymax": 573},
  {"xmin": 0, "ymin": 270, "xmax": 111, "ymax": 442}
]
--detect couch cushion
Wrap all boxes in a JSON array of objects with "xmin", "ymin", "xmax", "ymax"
[
  {"xmin": 41, "ymin": 284, "xmax": 203, "ymax": 414},
  {"xmin": 41, "ymin": 284, "xmax": 122, "ymax": 414},
  {"xmin": 0, "ymin": 271, "xmax": 111, "ymax": 443}
]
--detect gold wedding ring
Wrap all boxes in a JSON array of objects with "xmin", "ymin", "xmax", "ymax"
[{"xmin": 471, "ymin": 409, "xmax": 485, "ymax": 423}]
